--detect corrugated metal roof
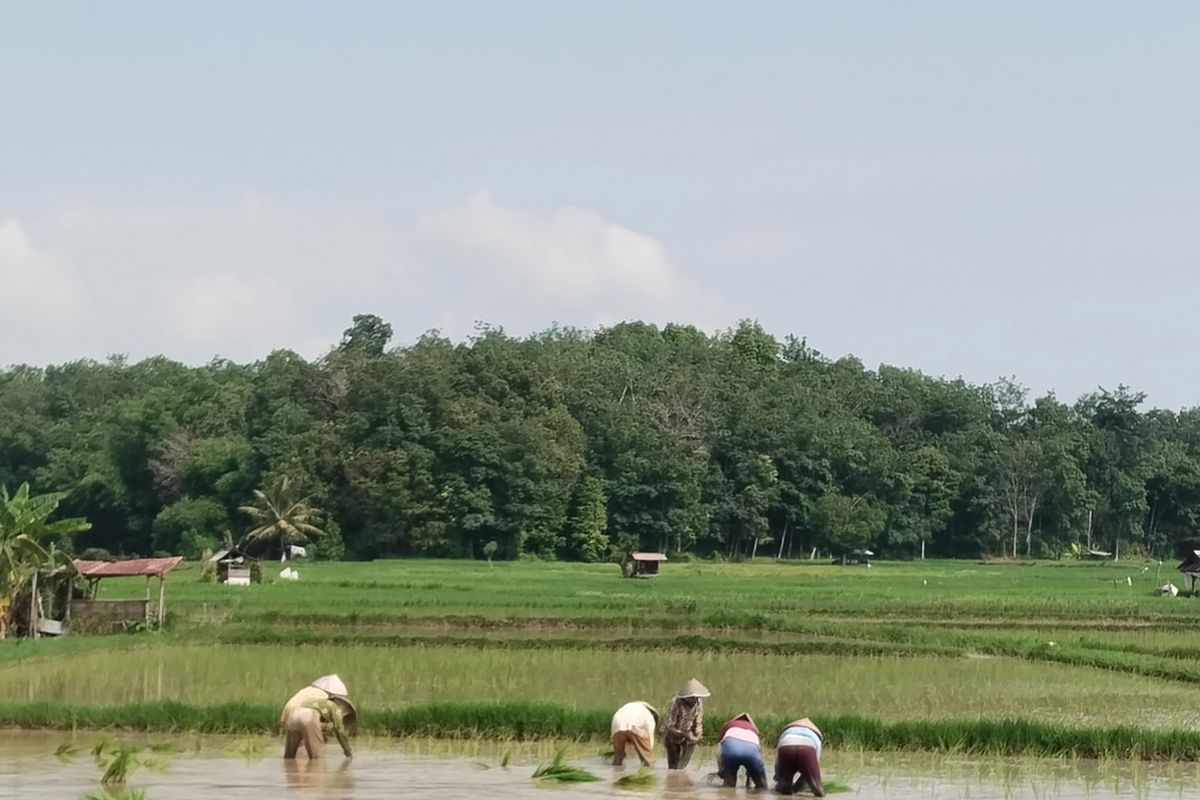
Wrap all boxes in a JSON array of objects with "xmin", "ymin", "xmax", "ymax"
[
  {"xmin": 632, "ymin": 552, "xmax": 668, "ymax": 562},
  {"xmin": 74, "ymin": 557, "xmax": 183, "ymax": 578}
]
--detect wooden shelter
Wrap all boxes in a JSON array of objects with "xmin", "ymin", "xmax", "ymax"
[
  {"xmin": 71, "ymin": 556, "xmax": 182, "ymax": 631},
  {"xmin": 834, "ymin": 548, "xmax": 874, "ymax": 566},
  {"xmin": 1177, "ymin": 550, "xmax": 1200, "ymax": 592},
  {"xmin": 630, "ymin": 552, "xmax": 667, "ymax": 578},
  {"xmin": 210, "ymin": 547, "xmax": 254, "ymax": 585}
]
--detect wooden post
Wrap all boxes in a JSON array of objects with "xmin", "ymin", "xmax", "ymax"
[
  {"xmin": 65, "ymin": 577, "xmax": 73, "ymax": 627},
  {"xmin": 144, "ymin": 577, "xmax": 151, "ymax": 623},
  {"xmin": 29, "ymin": 572, "xmax": 39, "ymax": 639},
  {"xmin": 157, "ymin": 576, "xmax": 166, "ymax": 629}
]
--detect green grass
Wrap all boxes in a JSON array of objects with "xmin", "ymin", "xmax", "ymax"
[
  {"xmin": 2, "ymin": 640, "xmax": 1196, "ymax": 729},
  {"xmin": 5, "ymin": 558, "xmax": 1200, "ymax": 762},
  {"xmin": 4, "ymin": 700, "xmax": 1200, "ymax": 760},
  {"xmin": 88, "ymin": 559, "xmax": 1200, "ymax": 629}
]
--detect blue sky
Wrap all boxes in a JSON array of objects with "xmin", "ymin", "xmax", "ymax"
[{"xmin": 2, "ymin": 2, "xmax": 1199, "ymax": 407}]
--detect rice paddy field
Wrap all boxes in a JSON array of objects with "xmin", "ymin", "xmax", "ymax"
[{"xmin": 5, "ymin": 558, "xmax": 1200, "ymax": 796}]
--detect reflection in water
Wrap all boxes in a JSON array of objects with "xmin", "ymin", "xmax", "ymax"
[
  {"xmin": 0, "ymin": 731, "xmax": 1193, "ymax": 799},
  {"xmin": 283, "ymin": 758, "xmax": 355, "ymax": 795}
]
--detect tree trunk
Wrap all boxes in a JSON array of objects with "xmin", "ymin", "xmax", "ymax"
[
  {"xmin": 920, "ymin": 539, "xmax": 926, "ymax": 560},
  {"xmin": 751, "ymin": 536, "xmax": 759, "ymax": 559},
  {"xmin": 29, "ymin": 572, "xmax": 39, "ymax": 640},
  {"xmin": 777, "ymin": 522, "xmax": 789, "ymax": 560},
  {"xmin": 1025, "ymin": 510, "xmax": 1035, "ymax": 558}
]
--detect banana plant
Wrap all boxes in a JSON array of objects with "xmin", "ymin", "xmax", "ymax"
[{"xmin": 0, "ymin": 483, "xmax": 90, "ymax": 638}]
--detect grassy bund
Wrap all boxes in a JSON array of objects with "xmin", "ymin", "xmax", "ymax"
[{"xmin": 4, "ymin": 558, "xmax": 1200, "ymax": 760}]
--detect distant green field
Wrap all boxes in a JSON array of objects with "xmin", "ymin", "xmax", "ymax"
[
  {"xmin": 5, "ymin": 558, "xmax": 1200, "ymax": 756},
  {"xmin": 91, "ymin": 557, "xmax": 1200, "ymax": 627}
]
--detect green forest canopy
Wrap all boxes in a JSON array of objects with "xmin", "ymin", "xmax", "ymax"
[{"xmin": 1, "ymin": 315, "xmax": 1196, "ymax": 562}]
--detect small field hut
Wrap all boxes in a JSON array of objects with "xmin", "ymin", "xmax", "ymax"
[
  {"xmin": 210, "ymin": 547, "xmax": 254, "ymax": 585},
  {"xmin": 71, "ymin": 557, "xmax": 182, "ymax": 632},
  {"xmin": 630, "ymin": 552, "xmax": 667, "ymax": 578},
  {"xmin": 834, "ymin": 548, "xmax": 874, "ymax": 566},
  {"xmin": 1177, "ymin": 550, "xmax": 1200, "ymax": 591}
]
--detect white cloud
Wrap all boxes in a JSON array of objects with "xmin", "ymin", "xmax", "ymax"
[
  {"xmin": 153, "ymin": 271, "xmax": 298, "ymax": 347},
  {"xmin": 0, "ymin": 219, "xmax": 86, "ymax": 332},
  {"xmin": 409, "ymin": 191, "xmax": 720, "ymax": 332},
  {"xmin": 0, "ymin": 194, "xmax": 725, "ymax": 365},
  {"xmin": 413, "ymin": 191, "xmax": 684, "ymax": 302}
]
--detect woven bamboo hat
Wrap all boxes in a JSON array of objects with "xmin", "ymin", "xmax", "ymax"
[
  {"xmin": 311, "ymin": 674, "xmax": 349, "ymax": 697},
  {"xmin": 331, "ymin": 696, "xmax": 358, "ymax": 729},
  {"xmin": 675, "ymin": 678, "xmax": 710, "ymax": 698},
  {"xmin": 733, "ymin": 712, "xmax": 758, "ymax": 731},
  {"xmin": 786, "ymin": 718, "xmax": 823, "ymax": 738}
]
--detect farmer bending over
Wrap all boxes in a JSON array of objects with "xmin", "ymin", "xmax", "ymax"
[
  {"xmin": 773, "ymin": 718, "xmax": 824, "ymax": 796},
  {"xmin": 281, "ymin": 674, "xmax": 356, "ymax": 760}
]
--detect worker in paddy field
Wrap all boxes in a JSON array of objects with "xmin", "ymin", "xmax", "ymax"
[
  {"xmin": 611, "ymin": 700, "xmax": 660, "ymax": 766},
  {"xmin": 664, "ymin": 677, "xmax": 709, "ymax": 769},
  {"xmin": 281, "ymin": 674, "xmax": 356, "ymax": 760},
  {"xmin": 716, "ymin": 712, "xmax": 766, "ymax": 789},
  {"xmin": 773, "ymin": 718, "xmax": 825, "ymax": 796}
]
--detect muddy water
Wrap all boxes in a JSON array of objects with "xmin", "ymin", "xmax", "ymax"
[{"xmin": 1, "ymin": 732, "xmax": 1196, "ymax": 799}]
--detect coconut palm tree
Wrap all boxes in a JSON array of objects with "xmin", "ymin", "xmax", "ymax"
[
  {"xmin": 238, "ymin": 477, "xmax": 325, "ymax": 559},
  {"xmin": 0, "ymin": 483, "xmax": 90, "ymax": 638}
]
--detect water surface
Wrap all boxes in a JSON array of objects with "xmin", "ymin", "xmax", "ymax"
[{"xmin": 2, "ymin": 732, "xmax": 1196, "ymax": 799}]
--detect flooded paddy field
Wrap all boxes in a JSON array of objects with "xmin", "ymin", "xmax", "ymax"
[{"xmin": 3, "ymin": 732, "xmax": 1198, "ymax": 800}]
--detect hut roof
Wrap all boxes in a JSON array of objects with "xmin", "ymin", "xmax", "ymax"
[
  {"xmin": 73, "ymin": 557, "xmax": 183, "ymax": 579},
  {"xmin": 210, "ymin": 548, "xmax": 253, "ymax": 563},
  {"xmin": 1178, "ymin": 550, "xmax": 1200, "ymax": 577},
  {"xmin": 632, "ymin": 552, "xmax": 668, "ymax": 562}
]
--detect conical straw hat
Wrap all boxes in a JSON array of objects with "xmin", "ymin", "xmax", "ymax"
[
  {"xmin": 311, "ymin": 674, "xmax": 349, "ymax": 697},
  {"xmin": 734, "ymin": 712, "xmax": 757, "ymax": 730},
  {"xmin": 331, "ymin": 696, "xmax": 358, "ymax": 729},
  {"xmin": 786, "ymin": 718, "xmax": 822, "ymax": 738},
  {"xmin": 676, "ymin": 678, "xmax": 710, "ymax": 698}
]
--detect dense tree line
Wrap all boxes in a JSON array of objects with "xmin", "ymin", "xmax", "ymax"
[{"xmin": 1, "ymin": 315, "xmax": 1196, "ymax": 562}]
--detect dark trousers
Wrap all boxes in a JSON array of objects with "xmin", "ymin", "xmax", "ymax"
[
  {"xmin": 774, "ymin": 744, "xmax": 824, "ymax": 796},
  {"xmin": 665, "ymin": 738, "xmax": 695, "ymax": 769}
]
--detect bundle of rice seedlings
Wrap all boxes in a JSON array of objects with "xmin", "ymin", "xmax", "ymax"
[
  {"xmin": 614, "ymin": 767, "xmax": 656, "ymax": 789},
  {"xmin": 531, "ymin": 748, "xmax": 600, "ymax": 783},
  {"xmin": 54, "ymin": 742, "xmax": 78, "ymax": 762},
  {"xmin": 824, "ymin": 778, "xmax": 854, "ymax": 793}
]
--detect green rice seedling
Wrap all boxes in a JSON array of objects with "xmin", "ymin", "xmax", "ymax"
[
  {"xmin": 613, "ymin": 766, "xmax": 656, "ymax": 789},
  {"xmin": 225, "ymin": 736, "xmax": 268, "ymax": 761},
  {"xmin": 84, "ymin": 791, "xmax": 147, "ymax": 800},
  {"xmin": 54, "ymin": 741, "xmax": 79, "ymax": 762},
  {"xmin": 823, "ymin": 778, "xmax": 853, "ymax": 793},
  {"xmin": 91, "ymin": 737, "xmax": 114, "ymax": 763},
  {"xmin": 531, "ymin": 747, "xmax": 600, "ymax": 782},
  {"xmin": 99, "ymin": 742, "xmax": 141, "ymax": 786},
  {"xmin": 500, "ymin": 748, "xmax": 513, "ymax": 768}
]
